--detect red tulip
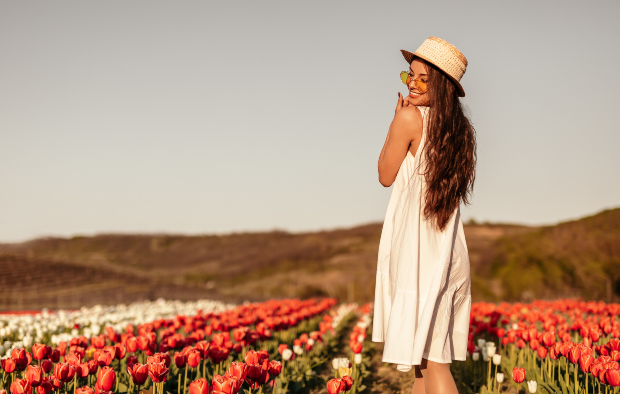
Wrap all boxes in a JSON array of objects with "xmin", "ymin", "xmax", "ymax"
[
  {"xmin": 126, "ymin": 363, "xmax": 148, "ymax": 385},
  {"xmin": 611, "ymin": 350, "xmax": 620, "ymax": 362},
  {"xmin": 76, "ymin": 387, "xmax": 95, "ymax": 394},
  {"xmin": 516, "ymin": 339, "xmax": 526, "ymax": 349},
  {"xmin": 229, "ymin": 362, "xmax": 248, "ymax": 381},
  {"xmin": 189, "ymin": 378, "xmax": 212, "ymax": 394},
  {"xmin": 542, "ymin": 331, "xmax": 555, "ymax": 347},
  {"xmin": 537, "ymin": 346, "xmax": 548, "ymax": 359},
  {"xmin": 91, "ymin": 335, "xmax": 106, "ymax": 349},
  {"xmin": 278, "ymin": 344, "xmax": 288, "ymax": 354},
  {"xmin": 32, "ymin": 344, "xmax": 47, "ymax": 361},
  {"xmin": 580, "ymin": 354, "xmax": 593, "ymax": 373},
  {"xmin": 137, "ymin": 336, "xmax": 150, "ymax": 351},
  {"xmin": 529, "ymin": 339, "xmax": 540, "ymax": 351},
  {"xmin": 1, "ymin": 358, "xmax": 16, "ymax": 373},
  {"xmin": 187, "ymin": 349, "xmax": 201, "ymax": 368},
  {"xmin": 10, "ymin": 379, "xmax": 30, "ymax": 394},
  {"xmin": 195, "ymin": 341, "xmax": 210, "ymax": 357},
  {"xmin": 57, "ymin": 342, "xmax": 67, "ymax": 356},
  {"xmin": 147, "ymin": 362, "xmax": 169, "ymax": 383},
  {"xmin": 36, "ymin": 379, "xmax": 53, "ymax": 394},
  {"xmin": 212, "ymin": 374, "xmax": 240, "ymax": 394},
  {"xmin": 49, "ymin": 349, "xmax": 60, "ymax": 363},
  {"xmin": 512, "ymin": 367, "xmax": 526, "ymax": 383},
  {"xmin": 54, "ymin": 363, "xmax": 70, "ymax": 382},
  {"xmin": 569, "ymin": 347, "xmax": 581, "ymax": 364},
  {"xmin": 26, "ymin": 365, "xmax": 43, "ymax": 387},
  {"xmin": 41, "ymin": 360, "xmax": 52, "ymax": 374},
  {"xmin": 114, "ymin": 343, "xmax": 126, "ymax": 360},
  {"xmin": 246, "ymin": 364, "xmax": 263, "ymax": 382},
  {"xmin": 76, "ymin": 363, "xmax": 90, "ymax": 379},
  {"xmin": 126, "ymin": 337, "xmax": 138, "ymax": 353},
  {"xmin": 269, "ymin": 361, "xmax": 282, "ymax": 377},
  {"xmin": 342, "ymin": 375, "xmax": 353, "ymax": 391},
  {"xmin": 87, "ymin": 360, "xmax": 98, "ymax": 375},
  {"xmin": 174, "ymin": 352, "xmax": 186, "ymax": 368},
  {"xmin": 245, "ymin": 350, "xmax": 259, "ymax": 365},
  {"xmin": 96, "ymin": 367, "xmax": 116, "ymax": 391},
  {"xmin": 65, "ymin": 353, "xmax": 81, "ymax": 367},
  {"xmin": 12, "ymin": 349, "xmax": 28, "ymax": 371},
  {"xmin": 326, "ymin": 378, "xmax": 346, "ymax": 394}
]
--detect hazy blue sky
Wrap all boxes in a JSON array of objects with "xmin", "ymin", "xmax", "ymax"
[{"xmin": 1, "ymin": 1, "xmax": 619, "ymax": 242}]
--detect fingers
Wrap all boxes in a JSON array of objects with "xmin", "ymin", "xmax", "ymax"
[{"xmin": 395, "ymin": 92, "xmax": 403, "ymax": 113}]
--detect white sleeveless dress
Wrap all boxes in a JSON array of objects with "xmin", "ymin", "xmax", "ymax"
[{"xmin": 372, "ymin": 106, "xmax": 471, "ymax": 371}]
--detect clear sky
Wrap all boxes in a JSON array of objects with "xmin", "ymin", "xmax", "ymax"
[{"xmin": 1, "ymin": 1, "xmax": 619, "ymax": 242}]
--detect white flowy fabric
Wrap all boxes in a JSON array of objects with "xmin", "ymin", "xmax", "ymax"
[{"xmin": 372, "ymin": 106, "xmax": 471, "ymax": 371}]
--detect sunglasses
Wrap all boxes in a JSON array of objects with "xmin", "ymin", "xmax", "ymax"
[{"xmin": 400, "ymin": 71, "xmax": 428, "ymax": 94}]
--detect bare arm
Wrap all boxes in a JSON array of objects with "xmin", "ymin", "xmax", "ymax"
[{"xmin": 378, "ymin": 95, "xmax": 423, "ymax": 187}]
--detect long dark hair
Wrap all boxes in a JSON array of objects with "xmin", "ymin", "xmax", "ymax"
[{"xmin": 419, "ymin": 59, "xmax": 477, "ymax": 231}]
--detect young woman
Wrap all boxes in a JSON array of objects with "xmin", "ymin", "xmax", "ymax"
[{"xmin": 372, "ymin": 37, "xmax": 476, "ymax": 394}]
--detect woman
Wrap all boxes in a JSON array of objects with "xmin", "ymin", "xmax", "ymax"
[{"xmin": 372, "ymin": 37, "xmax": 476, "ymax": 394}]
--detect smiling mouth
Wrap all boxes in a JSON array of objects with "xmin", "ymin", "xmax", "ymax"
[{"xmin": 409, "ymin": 90, "xmax": 422, "ymax": 97}]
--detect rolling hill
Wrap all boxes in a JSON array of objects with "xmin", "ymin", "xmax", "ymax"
[{"xmin": 0, "ymin": 208, "xmax": 618, "ymax": 310}]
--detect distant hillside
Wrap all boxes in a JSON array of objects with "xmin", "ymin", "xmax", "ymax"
[
  {"xmin": 1, "ymin": 208, "xmax": 618, "ymax": 310},
  {"xmin": 489, "ymin": 208, "xmax": 620, "ymax": 302}
]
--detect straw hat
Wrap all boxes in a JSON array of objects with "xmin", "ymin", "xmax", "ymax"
[{"xmin": 401, "ymin": 37, "xmax": 468, "ymax": 97}]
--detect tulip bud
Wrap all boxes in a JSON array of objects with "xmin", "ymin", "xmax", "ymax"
[
  {"xmin": 293, "ymin": 345, "xmax": 303, "ymax": 355},
  {"xmin": 513, "ymin": 367, "xmax": 526, "ymax": 383},
  {"xmin": 282, "ymin": 349, "xmax": 292, "ymax": 361},
  {"xmin": 354, "ymin": 354, "xmax": 362, "ymax": 365},
  {"xmin": 527, "ymin": 380, "xmax": 537, "ymax": 393},
  {"xmin": 493, "ymin": 354, "xmax": 501, "ymax": 365},
  {"xmin": 477, "ymin": 339, "xmax": 486, "ymax": 349},
  {"xmin": 496, "ymin": 373, "xmax": 504, "ymax": 383},
  {"xmin": 472, "ymin": 352, "xmax": 480, "ymax": 361},
  {"xmin": 482, "ymin": 353, "xmax": 490, "ymax": 362},
  {"xmin": 486, "ymin": 345, "xmax": 496, "ymax": 358}
]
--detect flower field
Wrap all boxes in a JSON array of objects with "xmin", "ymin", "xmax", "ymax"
[
  {"xmin": 0, "ymin": 298, "xmax": 619, "ymax": 394},
  {"xmin": 0, "ymin": 298, "xmax": 374, "ymax": 394}
]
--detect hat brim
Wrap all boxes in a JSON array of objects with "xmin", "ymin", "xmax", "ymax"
[{"xmin": 401, "ymin": 49, "xmax": 465, "ymax": 97}]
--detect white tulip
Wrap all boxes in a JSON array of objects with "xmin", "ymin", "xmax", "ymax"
[
  {"xmin": 512, "ymin": 323, "xmax": 519, "ymax": 330},
  {"xmin": 486, "ymin": 345, "xmax": 496, "ymax": 357},
  {"xmin": 282, "ymin": 348, "xmax": 293, "ymax": 361},
  {"xmin": 332, "ymin": 358, "xmax": 340, "ymax": 369},
  {"xmin": 482, "ymin": 353, "xmax": 490, "ymax": 362},
  {"xmin": 293, "ymin": 345, "xmax": 303, "ymax": 355},
  {"xmin": 472, "ymin": 352, "xmax": 480, "ymax": 361},
  {"xmin": 354, "ymin": 354, "xmax": 362, "ymax": 365},
  {"xmin": 307, "ymin": 339, "xmax": 315, "ymax": 346},
  {"xmin": 0, "ymin": 346, "xmax": 4, "ymax": 356},
  {"xmin": 22, "ymin": 336, "xmax": 33, "ymax": 348},
  {"xmin": 493, "ymin": 354, "xmax": 501, "ymax": 365},
  {"xmin": 477, "ymin": 339, "xmax": 486, "ymax": 349},
  {"xmin": 71, "ymin": 329, "xmax": 78, "ymax": 337},
  {"xmin": 496, "ymin": 373, "xmax": 504, "ymax": 383},
  {"xmin": 527, "ymin": 380, "xmax": 537, "ymax": 393},
  {"xmin": 358, "ymin": 335, "xmax": 365, "ymax": 343}
]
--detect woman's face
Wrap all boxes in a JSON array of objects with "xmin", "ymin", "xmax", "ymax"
[{"xmin": 406, "ymin": 59, "xmax": 430, "ymax": 106}]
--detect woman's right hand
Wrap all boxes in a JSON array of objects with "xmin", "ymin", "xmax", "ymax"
[{"xmin": 395, "ymin": 92, "xmax": 410, "ymax": 115}]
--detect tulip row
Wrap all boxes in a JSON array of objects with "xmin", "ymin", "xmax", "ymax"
[
  {"xmin": 326, "ymin": 303, "xmax": 373, "ymax": 394},
  {"xmin": 451, "ymin": 299, "xmax": 620, "ymax": 394},
  {"xmin": 0, "ymin": 298, "xmax": 341, "ymax": 394}
]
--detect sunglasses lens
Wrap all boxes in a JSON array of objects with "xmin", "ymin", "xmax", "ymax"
[
  {"xmin": 415, "ymin": 79, "xmax": 427, "ymax": 94},
  {"xmin": 400, "ymin": 71, "xmax": 409, "ymax": 85}
]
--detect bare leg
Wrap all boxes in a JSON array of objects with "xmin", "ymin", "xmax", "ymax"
[
  {"xmin": 422, "ymin": 358, "xmax": 459, "ymax": 394},
  {"xmin": 411, "ymin": 363, "xmax": 426, "ymax": 394}
]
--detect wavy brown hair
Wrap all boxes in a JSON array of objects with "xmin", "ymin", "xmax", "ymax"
[{"xmin": 417, "ymin": 59, "xmax": 477, "ymax": 231}]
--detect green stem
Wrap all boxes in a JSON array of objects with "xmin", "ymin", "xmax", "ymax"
[{"xmin": 183, "ymin": 367, "xmax": 187, "ymax": 394}]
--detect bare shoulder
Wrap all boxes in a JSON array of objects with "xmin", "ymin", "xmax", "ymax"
[{"xmin": 392, "ymin": 106, "xmax": 423, "ymax": 133}]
